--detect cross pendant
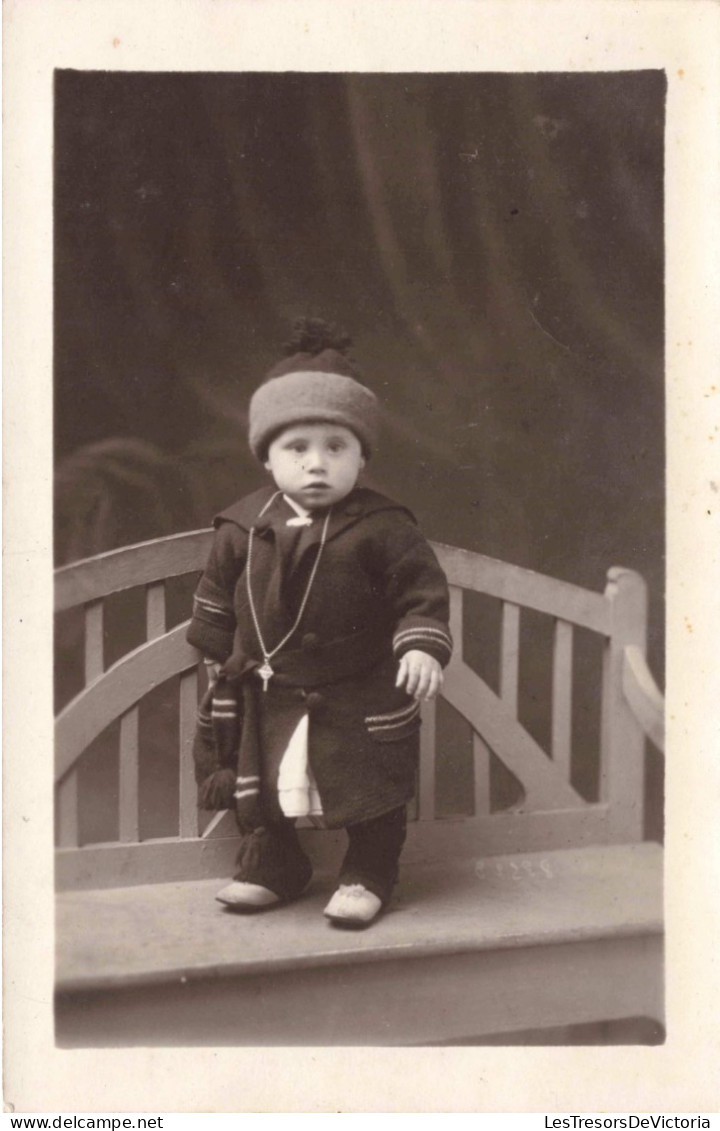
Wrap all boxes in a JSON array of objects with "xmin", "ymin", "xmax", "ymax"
[{"xmin": 258, "ymin": 659, "xmax": 274, "ymax": 691}]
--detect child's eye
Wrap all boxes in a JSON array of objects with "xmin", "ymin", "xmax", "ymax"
[{"xmin": 328, "ymin": 441, "xmax": 345, "ymax": 453}]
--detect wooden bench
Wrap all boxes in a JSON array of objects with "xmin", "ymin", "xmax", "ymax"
[{"xmin": 54, "ymin": 532, "xmax": 665, "ymax": 1046}]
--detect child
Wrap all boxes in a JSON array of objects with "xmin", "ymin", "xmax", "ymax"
[{"xmin": 187, "ymin": 320, "xmax": 452, "ymax": 927}]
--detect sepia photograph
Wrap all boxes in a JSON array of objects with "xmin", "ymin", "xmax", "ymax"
[{"xmin": 4, "ymin": 0, "xmax": 719, "ymax": 1115}]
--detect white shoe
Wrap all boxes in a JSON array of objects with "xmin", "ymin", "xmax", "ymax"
[
  {"xmin": 216, "ymin": 881, "xmax": 280, "ymax": 910},
  {"xmin": 323, "ymin": 884, "xmax": 383, "ymax": 927}
]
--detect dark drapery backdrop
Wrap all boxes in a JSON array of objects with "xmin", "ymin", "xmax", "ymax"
[{"xmin": 54, "ymin": 70, "xmax": 665, "ymax": 833}]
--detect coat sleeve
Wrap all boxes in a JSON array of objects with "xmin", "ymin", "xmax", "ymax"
[
  {"xmin": 372, "ymin": 513, "xmax": 453, "ymax": 668},
  {"xmin": 186, "ymin": 520, "xmax": 247, "ymax": 662}
]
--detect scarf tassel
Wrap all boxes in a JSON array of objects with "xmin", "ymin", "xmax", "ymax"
[{"xmin": 198, "ymin": 767, "xmax": 238, "ymax": 811}]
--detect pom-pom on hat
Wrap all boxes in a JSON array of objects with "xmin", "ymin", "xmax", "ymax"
[{"xmin": 249, "ymin": 318, "xmax": 379, "ymax": 461}]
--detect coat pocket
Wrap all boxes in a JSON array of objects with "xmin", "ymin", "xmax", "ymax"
[{"xmin": 364, "ymin": 700, "xmax": 421, "ymax": 744}]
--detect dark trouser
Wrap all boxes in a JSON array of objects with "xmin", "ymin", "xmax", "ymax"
[
  {"xmin": 233, "ymin": 806, "xmax": 408, "ymax": 905},
  {"xmin": 338, "ymin": 805, "xmax": 407, "ymax": 903}
]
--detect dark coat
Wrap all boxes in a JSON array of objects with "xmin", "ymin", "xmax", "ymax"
[{"xmin": 186, "ymin": 485, "xmax": 452, "ymax": 829}]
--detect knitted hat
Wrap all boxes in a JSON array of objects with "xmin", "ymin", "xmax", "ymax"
[{"xmin": 249, "ymin": 319, "xmax": 379, "ymax": 460}]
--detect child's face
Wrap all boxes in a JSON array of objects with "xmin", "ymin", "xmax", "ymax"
[{"xmin": 264, "ymin": 422, "xmax": 365, "ymax": 510}]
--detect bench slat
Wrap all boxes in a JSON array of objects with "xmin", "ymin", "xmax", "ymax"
[
  {"xmin": 56, "ymin": 623, "xmax": 198, "ymax": 781},
  {"xmin": 418, "ymin": 697, "xmax": 437, "ymax": 820},
  {"xmin": 118, "ymin": 708, "xmax": 140, "ymax": 843},
  {"xmin": 55, "ymin": 805, "xmax": 614, "ymax": 890},
  {"xmin": 55, "ymin": 530, "xmax": 212, "ymax": 612},
  {"xmin": 500, "ymin": 602, "xmax": 520, "ymax": 715},
  {"xmin": 179, "ymin": 669, "xmax": 199, "ymax": 838},
  {"xmin": 84, "ymin": 600, "xmax": 104, "ymax": 685},
  {"xmin": 552, "ymin": 620, "xmax": 574, "ymax": 777},
  {"xmin": 57, "ymin": 770, "xmax": 80, "ymax": 849},
  {"xmin": 473, "ymin": 733, "xmax": 491, "ymax": 816}
]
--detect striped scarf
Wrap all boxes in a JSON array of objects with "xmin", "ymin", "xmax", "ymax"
[{"xmin": 192, "ymin": 670, "xmax": 261, "ymax": 830}]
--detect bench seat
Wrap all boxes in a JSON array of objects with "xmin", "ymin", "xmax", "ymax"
[{"xmin": 55, "ymin": 841, "xmax": 663, "ymax": 1046}]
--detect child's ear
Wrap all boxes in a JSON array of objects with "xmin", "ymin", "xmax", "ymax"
[
  {"xmin": 359, "ymin": 455, "xmax": 366, "ymax": 470},
  {"xmin": 264, "ymin": 459, "xmax": 272, "ymax": 471}
]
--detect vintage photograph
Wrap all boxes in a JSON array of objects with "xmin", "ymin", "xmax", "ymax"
[{"xmin": 51, "ymin": 69, "xmax": 666, "ymax": 1048}]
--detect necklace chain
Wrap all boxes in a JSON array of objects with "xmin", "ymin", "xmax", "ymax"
[{"xmin": 245, "ymin": 492, "xmax": 332, "ymax": 687}]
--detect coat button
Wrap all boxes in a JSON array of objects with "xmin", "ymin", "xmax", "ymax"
[
  {"xmin": 301, "ymin": 632, "xmax": 319, "ymax": 649},
  {"xmin": 305, "ymin": 692, "xmax": 324, "ymax": 712}
]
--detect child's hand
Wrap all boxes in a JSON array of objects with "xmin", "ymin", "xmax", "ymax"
[{"xmin": 395, "ymin": 649, "xmax": 443, "ymax": 701}]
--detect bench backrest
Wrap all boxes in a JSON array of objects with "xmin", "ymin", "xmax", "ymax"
[{"xmin": 54, "ymin": 531, "xmax": 664, "ymax": 890}]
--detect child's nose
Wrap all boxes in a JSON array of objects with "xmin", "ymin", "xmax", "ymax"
[{"xmin": 305, "ymin": 449, "xmax": 327, "ymax": 471}]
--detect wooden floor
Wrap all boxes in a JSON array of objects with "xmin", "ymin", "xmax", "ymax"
[{"xmin": 56, "ymin": 842, "xmax": 663, "ymax": 1047}]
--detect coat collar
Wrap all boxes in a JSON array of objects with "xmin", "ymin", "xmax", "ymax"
[{"xmin": 215, "ymin": 485, "xmax": 416, "ymax": 543}]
